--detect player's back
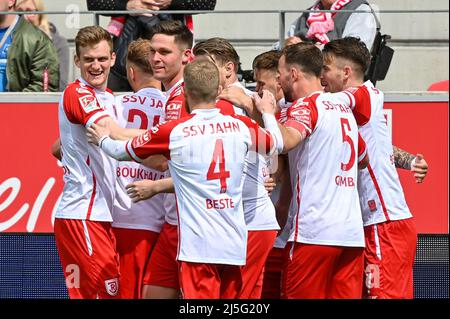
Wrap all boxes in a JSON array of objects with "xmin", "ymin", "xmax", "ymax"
[
  {"xmin": 56, "ymin": 79, "xmax": 117, "ymax": 222},
  {"xmin": 112, "ymin": 87, "xmax": 167, "ymax": 231},
  {"xmin": 168, "ymin": 109, "xmax": 254, "ymax": 265},
  {"xmin": 288, "ymin": 92, "xmax": 364, "ymax": 247},
  {"xmin": 357, "ymin": 81, "xmax": 412, "ymax": 226}
]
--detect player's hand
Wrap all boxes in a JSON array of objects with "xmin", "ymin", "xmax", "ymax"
[
  {"xmin": 86, "ymin": 123, "xmax": 110, "ymax": 146},
  {"xmin": 142, "ymin": 0, "xmax": 172, "ymax": 9},
  {"xmin": 253, "ymin": 90, "xmax": 277, "ymax": 115},
  {"xmin": 264, "ymin": 177, "xmax": 276, "ymax": 195},
  {"xmin": 126, "ymin": 180, "xmax": 158, "ymax": 203},
  {"xmin": 218, "ymin": 86, "xmax": 253, "ymax": 112},
  {"xmin": 412, "ymin": 154, "xmax": 428, "ymax": 183},
  {"xmin": 127, "ymin": 0, "xmax": 159, "ymax": 16}
]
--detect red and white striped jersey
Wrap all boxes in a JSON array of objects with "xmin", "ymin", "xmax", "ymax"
[
  {"xmin": 217, "ymin": 82, "xmax": 280, "ymax": 231},
  {"xmin": 357, "ymin": 81, "xmax": 412, "ymax": 226},
  {"xmin": 163, "ymin": 79, "xmax": 189, "ymax": 226},
  {"xmin": 125, "ymin": 108, "xmax": 276, "ymax": 265},
  {"xmin": 55, "ymin": 78, "xmax": 117, "ymax": 222},
  {"xmin": 112, "ymin": 87, "xmax": 167, "ymax": 232},
  {"xmin": 286, "ymin": 90, "xmax": 367, "ymax": 247}
]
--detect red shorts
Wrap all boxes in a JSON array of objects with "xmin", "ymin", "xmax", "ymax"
[
  {"xmin": 143, "ymin": 222, "xmax": 179, "ymax": 289},
  {"xmin": 54, "ymin": 218, "xmax": 120, "ymax": 299},
  {"xmin": 363, "ymin": 218, "xmax": 417, "ymax": 299},
  {"xmin": 261, "ymin": 247, "xmax": 285, "ymax": 299},
  {"xmin": 179, "ymin": 261, "xmax": 242, "ymax": 299},
  {"xmin": 282, "ymin": 242, "xmax": 364, "ymax": 299},
  {"xmin": 113, "ymin": 227, "xmax": 159, "ymax": 299},
  {"xmin": 239, "ymin": 230, "xmax": 277, "ymax": 299}
]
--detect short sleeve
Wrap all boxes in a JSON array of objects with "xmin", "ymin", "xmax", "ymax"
[
  {"xmin": 284, "ymin": 97, "xmax": 319, "ymax": 139},
  {"xmin": 341, "ymin": 86, "xmax": 372, "ymax": 126},
  {"xmin": 63, "ymin": 84, "xmax": 108, "ymax": 127}
]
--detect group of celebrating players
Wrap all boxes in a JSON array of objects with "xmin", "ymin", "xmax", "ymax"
[{"xmin": 52, "ymin": 20, "xmax": 428, "ymax": 299}]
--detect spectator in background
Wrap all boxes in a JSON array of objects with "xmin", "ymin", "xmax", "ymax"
[
  {"xmin": 282, "ymin": 0, "xmax": 377, "ymax": 51},
  {"xmin": 16, "ymin": 0, "xmax": 70, "ymax": 90},
  {"xmin": 0, "ymin": 0, "xmax": 59, "ymax": 92},
  {"xmin": 86, "ymin": 0, "xmax": 217, "ymax": 91}
]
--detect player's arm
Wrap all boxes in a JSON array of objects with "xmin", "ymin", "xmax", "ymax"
[
  {"xmin": 87, "ymin": 123, "xmax": 131, "ymax": 160},
  {"xmin": 393, "ymin": 146, "xmax": 428, "ymax": 183},
  {"xmin": 338, "ymin": 86, "xmax": 372, "ymax": 126},
  {"xmin": 87, "ymin": 120, "xmax": 172, "ymax": 163},
  {"xmin": 51, "ymin": 138, "xmax": 62, "ymax": 161},
  {"xmin": 126, "ymin": 177, "xmax": 174, "ymax": 203},
  {"xmin": 96, "ymin": 116, "xmax": 146, "ymax": 141},
  {"xmin": 218, "ymin": 86, "xmax": 260, "ymax": 121},
  {"xmin": 238, "ymin": 90, "xmax": 284, "ymax": 155},
  {"xmin": 142, "ymin": 155, "xmax": 169, "ymax": 172},
  {"xmin": 255, "ymin": 90, "xmax": 314, "ymax": 153}
]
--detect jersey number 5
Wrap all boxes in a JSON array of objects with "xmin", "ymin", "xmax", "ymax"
[
  {"xmin": 207, "ymin": 139, "xmax": 230, "ymax": 193},
  {"xmin": 340, "ymin": 118, "xmax": 356, "ymax": 171}
]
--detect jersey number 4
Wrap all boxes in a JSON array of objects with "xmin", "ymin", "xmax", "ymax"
[
  {"xmin": 340, "ymin": 118, "xmax": 356, "ymax": 171},
  {"xmin": 207, "ymin": 139, "xmax": 231, "ymax": 193}
]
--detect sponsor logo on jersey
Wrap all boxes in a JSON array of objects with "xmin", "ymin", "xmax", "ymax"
[
  {"xmin": 105, "ymin": 278, "xmax": 119, "ymax": 296},
  {"xmin": 79, "ymin": 95, "xmax": 100, "ymax": 113},
  {"xmin": 166, "ymin": 102, "xmax": 181, "ymax": 111},
  {"xmin": 133, "ymin": 131, "xmax": 151, "ymax": 148}
]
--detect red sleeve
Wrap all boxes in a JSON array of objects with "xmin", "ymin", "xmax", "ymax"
[
  {"xmin": 343, "ymin": 86, "xmax": 371, "ymax": 126},
  {"xmin": 165, "ymin": 87, "xmax": 189, "ymax": 122},
  {"xmin": 232, "ymin": 115, "xmax": 274, "ymax": 155},
  {"xmin": 357, "ymin": 132, "xmax": 368, "ymax": 164},
  {"xmin": 284, "ymin": 97, "xmax": 319, "ymax": 139},
  {"xmin": 63, "ymin": 83, "xmax": 108, "ymax": 126},
  {"xmin": 126, "ymin": 115, "xmax": 194, "ymax": 162}
]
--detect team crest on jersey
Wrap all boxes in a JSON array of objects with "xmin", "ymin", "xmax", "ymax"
[
  {"xmin": 79, "ymin": 95, "xmax": 100, "ymax": 113},
  {"xmin": 105, "ymin": 278, "xmax": 119, "ymax": 296}
]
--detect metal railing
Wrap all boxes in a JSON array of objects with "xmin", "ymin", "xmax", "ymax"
[{"xmin": 2, "ymin": 9, "xmax": 449, "ymax": 45}]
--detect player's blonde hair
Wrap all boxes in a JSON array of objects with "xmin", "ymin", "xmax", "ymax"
[
  {"xmin": 184, "ymin": 59, "xmax": 220, "ymax": 103},
  {"xmin": 75, "ymin": 26, "xmax": 113, "ymax": 57},
  {"xmin": 127, "ymin": 39, "xmax": 153, "ymax": 75}
]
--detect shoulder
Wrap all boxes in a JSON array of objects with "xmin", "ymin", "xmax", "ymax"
[{"xmin": 63, "ymin": 81, "xmax": 99, "ymax": 110}]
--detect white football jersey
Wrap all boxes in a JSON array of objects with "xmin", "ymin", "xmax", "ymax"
[
  {"xmin": 219, "ymin": 82, "xmax": 280, "ymax": 231},
  {"xmin": 285, "ymin": 91, "xmax": 367, "ymax": 247},
  {"xmin": 126, "ymin": 108, "xmax": 276, "ymax": 265},
  {"xmin": 56, "ymin": 78, "xmax": 117, "ymax": 222},
  {"xmin": 357, "ymin": 81, "xmax": 412, "ymax": 226},
  {"xmin": 112, "ymin": 88, "xmax": 167, "ymax": 232}
]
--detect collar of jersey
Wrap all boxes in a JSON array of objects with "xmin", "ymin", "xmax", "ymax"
[
  {"xmin": 165, "ymin": 78, "xmax": 184, "ymax": 97},
  {"xmin": 78, "ymin": 77, "xmax": 106, "ymax": 95}
]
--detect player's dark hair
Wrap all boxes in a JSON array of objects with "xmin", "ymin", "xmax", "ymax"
[
  {"xmin": 149, "ymin": 20, "xmax": 194, "ymax": 49},
  {"xmin": 281, "ymin": 42, "xmax": 323, "ymax": 78},
  {"xmin": 323, "ymin": 37, "xmax": 371, "ymax": 77}
]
